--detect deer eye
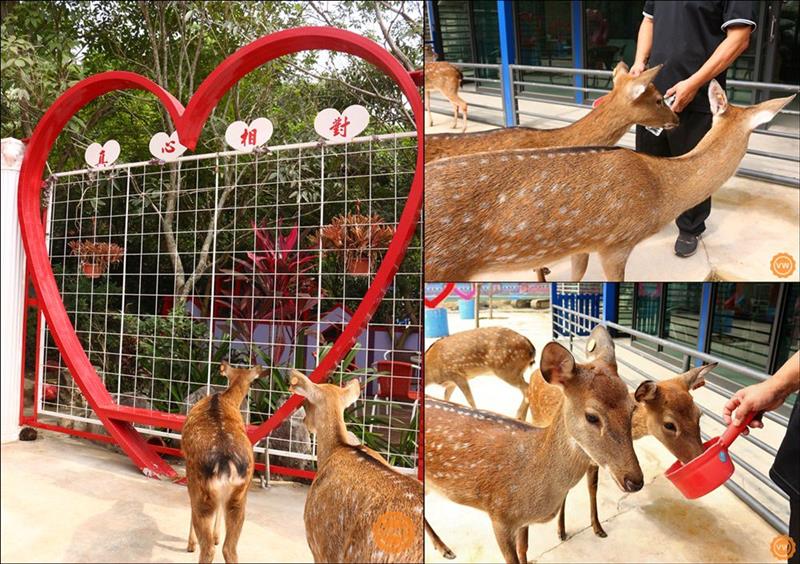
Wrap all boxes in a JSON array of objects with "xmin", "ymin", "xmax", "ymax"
[
  {"xmin": 657, "ymin": 98, "xmax": 663, "ymax": 106},
  {"xmin": 663, "ymin": 422, "xmax": 677, "ymax": 432},
  {"xmin": 585, "ymin": 413, "xmax": 600, "ymax": 425}
]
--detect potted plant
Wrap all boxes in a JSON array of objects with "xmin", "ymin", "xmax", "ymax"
[
  {"xmin": 68, "ymin": 240, "xmax": 124, "ymax": 279},
  {"xmin": 311, "ymin": 201, "xmax": 395, "ymax": 275}
]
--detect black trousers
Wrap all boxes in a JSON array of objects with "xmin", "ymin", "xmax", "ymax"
[
  {"xmin": 635, "ymin": 111, "xmax": 713, "ymax": 236},
  {"xmin": 791, "ymin": 499, "xmax": 800, "ymax": 564}
]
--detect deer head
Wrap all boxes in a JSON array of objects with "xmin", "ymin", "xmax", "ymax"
[
  {"xmin": 706, "ymin": 79, "xmax": 796, "ymax": 131},
  {"xmin": 606, "ymin": 61, "xmax": 679, "ymax": 130},
  {"xmin": 634, "ymin": 363, "xmax": 716, "ymax": 463},
  {"xmin": 540, "ymin": 337, "xmax": 643, "ymax": 492},
  {"xmin": 289, "ymin": 370, "xmax": 361, "ymax": 449}
]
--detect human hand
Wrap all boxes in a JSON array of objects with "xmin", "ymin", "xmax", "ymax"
[
  {"xmin": 666, "ymin": 79, "xmax": 700, "ymax": 113},
  {"xmin": 723, "ymin": 381, "xmax": 787, "ymax": 434},
  {"xmin": 629, "ymin": 61, "xmax": 647, "ymax": 77}
]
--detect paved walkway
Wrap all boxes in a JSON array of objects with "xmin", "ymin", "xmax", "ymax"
[
  {"xmin": 424, "ymin": 310, "xmax": 786, "ymax": 563},
  {"xmin": 1, "ymin": 433, "xmax": 312, "ymax": 563},
  {"xmin": 426, "ymin": 93, "xmax": 800, "ymax": 282}
]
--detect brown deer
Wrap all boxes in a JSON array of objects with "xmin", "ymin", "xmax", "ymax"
[
  {"xmin": 182, "ymin": 362, "xmax": 262, "ymax": 564},
  {"xmin": 425, "ymin": 51, "xmax": 468, "ymax": 131},
  {"xmin": 527, "ymin": 326, "xmax": 714, "ymax": 540},
  {"xmin": 426, "ymin": 333, "xmax": 645, "ymax": 564},
  {"xmin": 425, "ymin": 81, "xmax": 796, "ymax": 281},
  {"xmin": 425, "ymin": 327, "xmax": 536, "ymax": 420},
  {"xmin": 289, "ymin": 370, "xmax": 424, "ymax": 563},
  {"xmin": 426, "ymin": 62, "xmax": 676, "ymax": 163}
]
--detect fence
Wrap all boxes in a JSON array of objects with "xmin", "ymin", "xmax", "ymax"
[
  {"xmin": 428, "ymin": 63, "xmax": 799, "ymax": 187},
  {"xmin": 552, "ymin": 302, "xmax": 790, "ymax": 535},
  {"xmin": 21, "ymin": 131, "xmax": 422, "ymax": 478}
]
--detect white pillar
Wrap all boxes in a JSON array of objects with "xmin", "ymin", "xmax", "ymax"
[{"xmin": 1, "ymin": 138, "xmax": 27, "ymax": 443}]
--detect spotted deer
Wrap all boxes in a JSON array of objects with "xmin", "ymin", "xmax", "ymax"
[
  {"xmin": 426, "ymin": 334, "xmax": 645, "ymax": 564},
  {"xmin": 289, "ymin": 371, "xmax": 424, "ymax": 563},
  {"xmin": 425, "ymin": 327, "xmax": 536, "ymax": 420},
  {"xmin": 425, "ymin": 52, "xmax": 468, "ymax": 131},
  {"xmin": 527, "ymin": 326, "xmax": 714, "ymax": 540},
  {"xmin": 182, "ymin": 362, "xmax": 262, "ymax": 564},
  {"xmin": 425, "ymin": 81, "xmax": 796, "ymax": 281},
  {"xmin": 426, "ymin": 62, "xmax": 677, "ymax": 164}
]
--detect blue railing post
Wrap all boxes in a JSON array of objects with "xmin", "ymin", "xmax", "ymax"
[
  {"xmin": 695, "ymin": 283, "xmax": 714, "ymax": 367},
  {"xmin": 602, "ymin": 283, "xmax": 619, "ymax": 326},
  {"xmin": 426, "ymin": 0, "xmax": 442, "ymax": 58},
  {"xmin": 571, "ymin": 0, "xmax": 584, "ymax": 104},
  {"xmin": 550, "ymin": 283, "xmax": 558, "ymax": 338},
  {"xmin": 497, "ymin": 0, "xmax": 517, "ymax": 127}
]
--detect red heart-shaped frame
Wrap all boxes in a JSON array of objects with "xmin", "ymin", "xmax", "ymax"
[
  {"xmin": 18, "ymin": 27, "xmax": 422, "ymax": 478},
  {"xmin": 424, "ymin": 283, "xmax": 455, "ymax": 308}
]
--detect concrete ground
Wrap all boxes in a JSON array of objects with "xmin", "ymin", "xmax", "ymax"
[
  {"xmin": 1, "ymin": 432, "xmax": 312, "ymax": 563},
  {"xmin": 424, "ymin": 309, "xmax": 786, "ymax": 563},
  {"xmin": 426, "ymin": 92, "xmax": 800, "ymax": 282}
]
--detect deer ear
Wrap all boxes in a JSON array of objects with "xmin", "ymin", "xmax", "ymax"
[
  {"xmin": 634, "ymin": 380, "xmax": 659, "ymax": 403},
  {"xmin": 220, "ymin": 361, "xmax": 230, "ymax": 377},
  {"xmin": 612, "ymin": 61, "xmax": 629, "ymax": 85},
  {"xmin": 708, "ymin": 80, "xmax": 728, "ymax": 115},
  {"xmin": 586, "ymin": 325, "xmax": 616, "ymax": 365},
  {"xmin": 341, "ymin": 378, "xmax": 361, "ymax": 408},
  {"xmin": 681, "ymin": 363, "xmax": 716, "ymax": 390},
  {"xmin": 626, "ymin": 64, "xmax": 662, "ymax": 99},
  {"xmin": 289, "ymin": 370, "xmax": 321, "ymax": 403},
  {"xmin": 540, "ymin": 343, "xmax": 576, "ymax": 387},
  {"xmin": 749, "ymin": 94, "xmax": 796, "ymax": 129}
]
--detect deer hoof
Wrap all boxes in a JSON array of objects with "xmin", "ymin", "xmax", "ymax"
[
  {"xmin": 594, "ymin": 528, "xmax": 608, "ymax": 538},
  {"xmin": 187, "ymin": 544, "xmax": 196, "ymax": 553},
  {"xmin": 214, "ymin": 536, "xmax": 220, "ymax": 545},
  {"xmin": 558, "ymin": 531, "xmax": 568, "ymax": 542},
  {"xmin": 443, "ymin": 548, "xmax": 456, "ymax": 560}
]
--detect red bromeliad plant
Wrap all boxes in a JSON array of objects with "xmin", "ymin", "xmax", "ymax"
[{"xmin": 215, "ymin": 220, "xmax": 321, "ymax": 365}]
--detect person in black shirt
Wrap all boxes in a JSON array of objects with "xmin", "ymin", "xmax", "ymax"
[
  {"xmin": 724, "ymin": 351, "xmax": 800, "ymax": 564},
  {"xmin": 632, "ymin": 1, "xmax": 756, "ymax": 257}
]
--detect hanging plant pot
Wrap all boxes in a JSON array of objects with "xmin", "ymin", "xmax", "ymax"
[
  {"xmin": 82, "ymin": 262, "xmax": 105, "ymax": 279},
  {"xmin": 347, "ymin": 257, "xmax": 371, "ymax": 275}
]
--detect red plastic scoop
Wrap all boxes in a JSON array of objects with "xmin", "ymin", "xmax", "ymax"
[
  {"xmin": 592, "ymin": 95, "xmax": 607, "ymax": 108},
  {"xmin": 665, "ymin": 412, "xmax": 757, "ymax": 499}
]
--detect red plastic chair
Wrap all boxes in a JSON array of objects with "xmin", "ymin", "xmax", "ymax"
[{"xmin": 373, "ymin": 360, "xmax": 419, "ymax": 401}]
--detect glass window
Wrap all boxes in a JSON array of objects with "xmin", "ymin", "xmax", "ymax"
[
  {"xmin": 436, "ymin": 1, "xmax": 474, "ymax": 62},
  {"xmin": 617, "ymin": 283, "xmax": 634, "ymax": 327},
  {"xmin": 472, "ymin": 0, "xmax": 500, "ymax": 64},
  {"xmin": 633, "ymin": 283, "xmax": 661, "ymax": 351},
  {"xmin": 514, "ymin": 1, "xmax": 574, "ymax": 102},
  {"xmin": 776, "ymin": 283, "xmax": 800, "ymax": 368},
  {"xmin": 662, "ymin": 283, "xmax": 703, "ymax": 362}
]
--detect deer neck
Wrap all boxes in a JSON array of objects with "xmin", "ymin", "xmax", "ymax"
[
  {"xmin": 221, "ymin": 380, "xmax": 251, "ymax": 408},
  {"xmin": 657, "ymin": 118, "xmax": 750, "ymax": 222},
  {"xmin": 631, "ymin": 402, "xmax": 650, "ymax": 440},
  {"xmin": 313, "ymin": 406, "xmax": 353, "ymax": 468},
  {"xmin": 555, "ymin": 96, "xmax": 633, "ymax": 146}
]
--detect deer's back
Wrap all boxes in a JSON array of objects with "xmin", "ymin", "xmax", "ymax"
[
  {"xmin": 305, "ymin": 446, "xmax": 423, "ymax": 563},
  {"xmin": 425, "ymin": 146, "xmax": 663, "ymax": 280},
  {"xmin": 426, "ymin": 127, "xmax": 557, "ymax": 163}
]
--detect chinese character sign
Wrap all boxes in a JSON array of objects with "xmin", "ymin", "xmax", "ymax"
[
  {"xmin": 225, "ymin": 118, "xmax": 274, "ymax": 152},
  {"xmin": 314, "ymin": 105, "xmax": 369, "ymax": 142},
  {"xmin": 148, "ymin": 131, "xmax": 187, "ymax": 162},
  {"xmin": 85, "ymin": 140, "xmax": 120, "ymax": 168}
]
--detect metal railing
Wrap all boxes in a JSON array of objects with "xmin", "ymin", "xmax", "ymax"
[
  {"xmin": 428, "ymin": 61, "xmax": 799, "ymax": 187},
  {"xmin": 552, "ymin": 303, "xmax": 790, "ymax": 535}
]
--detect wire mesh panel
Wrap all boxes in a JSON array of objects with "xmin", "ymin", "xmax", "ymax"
[{"xmin": 36, "ymin": 132, "xmax": 421, "ymax": 471}]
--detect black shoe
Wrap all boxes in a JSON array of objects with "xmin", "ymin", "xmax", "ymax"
[{"xmin": 674, "ymin": 233, "xmax": 699, "ymax": 258}]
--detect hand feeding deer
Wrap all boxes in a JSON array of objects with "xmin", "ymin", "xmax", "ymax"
[
  {"xmin": 527, "ymin": 325, "xmax": 714, "ymax": 540},
  {"xmin": 425, "ymin": 81, "xmax": 796, "ymax": 281},
  {"xmin": 289, "ymin": 370, "xmax": 428, "ymax": 563},
  {"xmin": 425, "ymin": 62, "xmax": 677, "ymax": 164},
  {"xmin": 426, "ymin": 328, "xmax": 646, "ymax": 564},
  {"xmin": 425, "ymin": 326, "xmax": 536, "ymax": 420},
  {"xmin": 424, "ymin": 45, "xmax": 468, "ymax": 132},
  {"xmin": 182, "ymin": 362, "xmax": 262, "ymax": 564}
]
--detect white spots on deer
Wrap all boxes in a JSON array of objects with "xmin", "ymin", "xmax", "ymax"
[
  {"xmin": 498, "ymin": 194, "xmax": 507, "ymax": 204},
  {"xmin": 479, "ymin": 175, "xmax": 488, "ymax": 182}
]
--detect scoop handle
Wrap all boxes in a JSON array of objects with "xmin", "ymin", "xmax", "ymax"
[{"xmin": 720, "ymin": 411, "xmax": 759, "ymax": 448}]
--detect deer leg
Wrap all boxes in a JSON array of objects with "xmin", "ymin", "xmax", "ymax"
[
  {"xmin": 515, "ymin": 383, "xmax": 530, "ymax": 421},
  {"xmin": 515, "ymin": 526, "xmax": 529, "ymax": 564},
  {"xmin": 570, "ymin": 253, "xmax": 590, "ymax": 281},
  {"xmin": 587, "ymin": 464, "xmax": 607, "ymax": 538},
  {"xmin": 454, "ymin": 379, "xmax": 477, "ymax": 410},
  {"xmin": 213, "ymin": 506, "xmax": 222, "ymax": 545},
  {"xmin": 491, "ymin": 518, "xmax": 522, "ymax": 564},
  {"xmin": 451, "ymin": 101, "xmax": 458, "ymax": 129},
  {"xmin": 425, "ymin": 89, "xmax": 433, "ymax": 126},
  {"xmin": 191, "ymin": 498, "xmax": 217, "ymax": 563},
  {"xmin": 187, "ymin": 513, "xmax": 197, "ymax": 552},
  {"xmin": 598, "ymin": 247, "xmax": 632, "ymax": 281},
  {"xmin": 222, "ymin": 486, "xmax": 247, "ymax": 564},
  {"xmin": 425, "ymin": 519, "xmax": 456, "ymax": 560},
  {"xmin": 459, "ymin": 100, "xmax": 468, "ymax": 132},
  {"xmin": 443, "ymin": 382, "xmax": 456, "ymax": 402},
  {"xmin": 557, "ymin": 495, "xmax": 567, "ymax": 541}
]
